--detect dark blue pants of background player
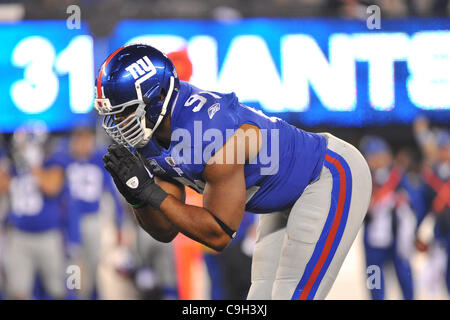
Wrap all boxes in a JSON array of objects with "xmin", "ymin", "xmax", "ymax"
[
  {"xmin": 434, "ymin": 218, "xmax": 450, "ymax": 294},
  {"xmin": 363, "ymin": 225, "xmax": 414, "ymax": 300}
]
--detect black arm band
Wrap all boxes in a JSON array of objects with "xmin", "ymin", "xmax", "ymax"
[{"xmin": 212, "ymin": 215, "xmax": 237, "ymax": 239}]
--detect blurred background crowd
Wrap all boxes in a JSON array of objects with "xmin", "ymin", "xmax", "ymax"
[
  {"xmin": 2, "ymin": 0, "xmax": 450, "ymax": 20},
  {"xmin": 0, "ymin": 0, "xmax": 448, "ymax": 300}
]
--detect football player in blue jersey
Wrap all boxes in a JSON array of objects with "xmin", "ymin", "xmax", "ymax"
[
  {"xmin": 414, "ymin": 118, "xmax": 450, "ymax": 295},
  {"xmin": 65, "ymin": 125, "xmax": 125, "ymax": 299},
  {"xmin": 95, "ymin": 44, "xmax": 372, "ymax": 300},
  {"xmin": 3, "ymin": 124, "xmax": 67, "ymax": 299},
  {"xmin": 360, "ymin": 136, "xmax": 417, "ymax": 300}
]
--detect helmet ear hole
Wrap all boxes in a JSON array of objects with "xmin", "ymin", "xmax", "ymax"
[
  {"xmin": 160, "ymin": 89, "xmax": 166, "ymax": 102},
  {"xmin": 143, "ymin": 97, "xmax": 151, "ymax": 104}
]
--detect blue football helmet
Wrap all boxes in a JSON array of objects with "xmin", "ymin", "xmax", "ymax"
[{"xmin": 94, "ymin": 44, "xmax": 180, "ymax": 148}]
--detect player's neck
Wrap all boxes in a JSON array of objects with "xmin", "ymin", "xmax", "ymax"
[{"xmin": 154, "ymin": 115, "xmax": 172, "ymax": 149}]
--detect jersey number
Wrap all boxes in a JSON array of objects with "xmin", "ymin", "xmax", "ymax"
[
  {"xmin": 66, "ymin": 163, "xmax": 104, "ymax": 203},
  {"xmin": 10, "ymin": 175, "xmax": 44, "ymax": 216},
  {"xmin": 184, "ymin": 91, "xmax": 221, "ymax": 112}
]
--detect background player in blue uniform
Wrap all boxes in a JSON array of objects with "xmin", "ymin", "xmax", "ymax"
[
  {"xmin": 3, "ymin": 124, "xmax": 67, "ymax": 299},
  {"xmin": 95, "ymin": 44, "xmax": 372, "ymax": 300},
  {"xmin": 360, "ymin": 136, "xmax": 418, "ymax": 300},
  {"xmin": 64, "ymin": 125, "xmax": 125, "ymax": 299},
  {"xmin": 414, "ymin": 118, "xmax": 450, "ymax": 295}
]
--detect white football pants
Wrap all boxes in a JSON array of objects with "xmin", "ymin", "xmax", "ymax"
[{"xmin": 247, "ymin": 133, "xmax": 372, "ymax": 300}]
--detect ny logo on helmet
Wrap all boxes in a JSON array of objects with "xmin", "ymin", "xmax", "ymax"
[{"xmin": 125, "ymin": 56, "xmax": 156, "ymax": 80}]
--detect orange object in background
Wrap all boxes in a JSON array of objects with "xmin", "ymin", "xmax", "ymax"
[
  {"xmin": 167, "ymin": 48, "xmax": 193, "ymax": 82},
  {"xmin": 173, "ymin": 187, "xmax": 205, "ymax": 299}
]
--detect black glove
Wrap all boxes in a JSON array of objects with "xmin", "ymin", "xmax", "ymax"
[{"xmin": 103, "ymin": 144, "xmax": 168, "ymax": 209}]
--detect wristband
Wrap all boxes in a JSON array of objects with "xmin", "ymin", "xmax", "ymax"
[
  {"xmin": 138, "ymin": 181, "xmax": 169, "ymax": 210},
  {"xmin": 148, "ymin": 184, "xmax": 169, "ymax": 209}
]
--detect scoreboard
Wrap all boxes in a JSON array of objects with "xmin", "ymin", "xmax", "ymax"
[{"xmin": 1, "ymin": 18, "xmax": 449, "ymax": 132}]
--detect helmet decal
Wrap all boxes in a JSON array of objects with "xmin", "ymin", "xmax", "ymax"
[{"xmin": 125, "ymin": 56, "xmax": 156, "ymax": 80}]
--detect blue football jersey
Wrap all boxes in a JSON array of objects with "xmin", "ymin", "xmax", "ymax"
[
  {"xmin": 8, "ymin": 152, "xmax": 67, "ymax": 232},
  {"xmin": 65, "ymin": 148, "xmax": 124, "ymax": 244},
  {"xmin": 137, "ymin": 81, "xmax": 327, "ymax": 213}
]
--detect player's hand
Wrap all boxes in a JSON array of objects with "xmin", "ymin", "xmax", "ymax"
[{"xmin": 103, "ymin": 144, "xmax": 168, "ymax": 209}]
